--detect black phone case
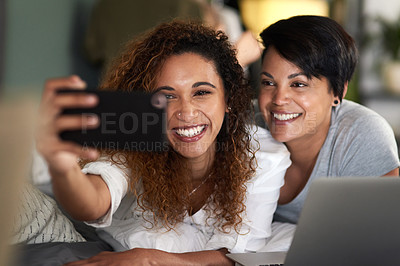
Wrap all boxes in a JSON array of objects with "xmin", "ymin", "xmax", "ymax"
[{"xmin": 57, "ymin": 89, "xmax": 167, "ymax": 152}]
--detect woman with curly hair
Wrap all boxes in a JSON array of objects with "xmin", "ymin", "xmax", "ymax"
[{"xmin": 36, "ymin": 20, "xmax": 290, "ymax": 265}]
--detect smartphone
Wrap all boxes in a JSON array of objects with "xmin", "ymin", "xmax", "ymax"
[{"xmin": 57, "ymin": 89, "xmax": 167, "ymax": 152}]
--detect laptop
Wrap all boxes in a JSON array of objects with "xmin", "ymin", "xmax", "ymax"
[{"xmin": 227, "ymin": 177, "xmax": 400, "ymax": 266}]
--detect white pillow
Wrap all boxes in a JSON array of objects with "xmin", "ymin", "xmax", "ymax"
[{"xmin": 11, "ymin": 183, "xmax": 85, "ymax": 244}]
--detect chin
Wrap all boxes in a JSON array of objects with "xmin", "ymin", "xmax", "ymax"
[
  {"xmin": 170, "ymin": 142, "xmax": 209, "ymax": 158},
  {"xmin": 270, "ymin": 133, "xmax": 290, "ymax": 143},
  {"xmin": 269, "ymin": 128, "xmax": 294, "ymax": 143},
  {"xmin": 176, "ymin": 148, "xmax": 209, "ymax": 159}
]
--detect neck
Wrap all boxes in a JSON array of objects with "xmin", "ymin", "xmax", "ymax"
[{"xmin": 185, "ymin": 145, "xmax": 216, "ymax": 181}]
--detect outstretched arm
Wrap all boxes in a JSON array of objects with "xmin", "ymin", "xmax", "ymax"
[{"xmin": 35, "ymin": 75, "xmax": 111, "ymax": 221}]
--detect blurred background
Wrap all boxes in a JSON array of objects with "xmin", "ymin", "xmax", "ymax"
[
  {"xmin": 1, "ymin": 1, "xmax": 399, "ymax": 264},
  {"xmin": 0, "ymin": 0, "xmax": 399, "ymax": 147}
]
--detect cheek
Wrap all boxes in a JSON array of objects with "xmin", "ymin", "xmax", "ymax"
[
  {"xmin": 211, "ymin": 105, "xmax": 226, "ymax": 124},
  {"xmin": 258, "ymin": 92, "xmax": 272, "ymax": 120},
  {"xmin": 300, "ymin": 97, "xmax": 331, "ymax": 123},
  {"xmin": 296, "ymin": 92, "xmax": 320, "ymax": 110},
  {"xmin": 166, "ymin": 106, "xmax": 174, "ymax": 118},
  {"xmin": 258, "ymin": 91, "xmax": 272, "ymax": 107},
  {"xmin": 165, "ymin": 106, "xmax": 174, "ymax": 128},
  {"xmin": 205, "ymin": 102, "xmax": 226, "ymax": 129}
]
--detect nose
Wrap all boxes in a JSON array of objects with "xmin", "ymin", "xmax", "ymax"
[
  {"xmin": 272, "ymin": 86, "xmax": 291, "ymax": 105},
  {"xmin": 175, "ymin": 100, "xmax": 199, "ymax": 122}
]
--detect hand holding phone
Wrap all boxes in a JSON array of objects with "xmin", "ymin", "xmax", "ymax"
[{"xmin": 57, "ymin": 89, "xmax": 167, "ymax": 152}]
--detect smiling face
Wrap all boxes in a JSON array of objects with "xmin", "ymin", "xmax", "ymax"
[
  {"xmin": 155, "ymin": 52, "xmax": 227, "ymax": 161},
  {"xmin": 258, "ymin": 46, "xmax": 339, "ymax": 147}
]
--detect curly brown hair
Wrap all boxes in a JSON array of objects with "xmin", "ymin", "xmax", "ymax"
[{"xmin": 96, "ymin": 20, "xmax": 257, "ymax": 233}]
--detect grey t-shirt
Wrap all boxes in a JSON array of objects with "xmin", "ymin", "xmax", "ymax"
[{"xmin": 274, "ymin": 100, "xmax": 400, "ymax": 224}]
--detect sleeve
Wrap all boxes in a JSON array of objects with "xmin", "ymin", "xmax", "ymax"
[
  {"xmin": 204, "ymin": 229, "xmax": 238, "ymax": 252},
  {"xmin": 82, "ymin": 160, "xmax": 130, "ymax": 227},
  {"xmin": 335, "ymin": 113, "xmax": 399, "ymax": 176},
  {"xmin": 231, "ymin": 127, "xmax": 291, "ymax": 253}
]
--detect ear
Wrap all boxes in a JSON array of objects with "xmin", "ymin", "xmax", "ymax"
[
  {"xmin": 332, "ymin": 98, "xmax": 340, "ymax": 106},
  {"xmin": 333, "ymin": 82, "xmax": 348, "ymax": 106},
  {"xmin": 342, "ymin": 81, "xmax": 348, "ymax": 99}
]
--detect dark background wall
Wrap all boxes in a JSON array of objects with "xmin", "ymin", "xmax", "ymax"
[{"xmin": 1, "ymin": 0, "xmax": 98, "ymax": 100}]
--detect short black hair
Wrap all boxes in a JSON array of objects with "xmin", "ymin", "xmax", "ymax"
[{"xmin": 260, "ymin": 15, "xmax": 358, "ymax": 101}]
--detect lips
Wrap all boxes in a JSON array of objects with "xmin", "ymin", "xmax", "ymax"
[
  {"xmin": 175, "ymin": 125, "xmax": 205, "ymax": 137},
  {"xmin": 172, "ymin": 124, "xmax": 207, "ymax": 142},
  {"xmin": 271, "ymin": 112, "xmax": 302, "ymax": 123}
]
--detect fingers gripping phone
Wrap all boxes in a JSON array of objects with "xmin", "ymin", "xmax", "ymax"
[{"xmin": 57, "ymin": 89, "xmax": 167, "ymax": 152}]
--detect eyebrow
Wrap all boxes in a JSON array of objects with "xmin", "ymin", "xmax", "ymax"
[
  {"xmin": 154, "ymin": 86, "xmax": 174, "ymax": 93},
  {"xmin": 261, "ymin": 71, "xmax": 307, "ymax": 79},
  {"xmin": 288, "ymin": 72, "xmax": 307, "ymax": 79},
  {"xmin": 193, "ymin": 81, "xmax": 216, "ymax": 88},
  {"xmin": 154, "ymin": 82, "xmax": 216, "ymax": 92},
  {"xmin": 261, "ymin": 72, "xmax": 273, "ymax": 79}
]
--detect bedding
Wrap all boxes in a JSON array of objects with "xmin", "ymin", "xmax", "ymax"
[
  {"xmin": 13, "ymin": 241, "xmax": 113, "ymax": 266},
  {"xmin": 11, "ymin": 183, "xmax": 113, "ymax": 265}
]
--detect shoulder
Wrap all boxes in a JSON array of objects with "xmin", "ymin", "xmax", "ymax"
[
  {"xmin": 82, "ymin": 157, "xmax": 130, "ymax": 178},
  {"xmin": 250, "ymin": 126, "xmax": 291, "ymax": 159},
  {"xmin": 325, "ymin": 100, "xmax": 399, "ymax": 175},
  {"xmin": 249, "ymin": 126, "xmax": 291, "ymax": 185},
  {"xmin": 331, "ymin": 100, "xmax": 397, "ymax": 148},
  {"xmin": 250, "ymin": 125, "xmax": 289, "ymax": 155},
  {"xmin": 333, "ymin": 100, "xmax": 393, "ymax": 131},
  {"xmin": 81, "ymin": 157, "xmax": 131, "ymax": 193}
]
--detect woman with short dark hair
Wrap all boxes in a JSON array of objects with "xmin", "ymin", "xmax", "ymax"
[{"xmin": 258, "ymin": 15, "xmax": 399, "ymax": 224}]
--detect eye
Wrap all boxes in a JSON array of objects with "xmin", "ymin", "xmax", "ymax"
[
  {"xmin": 261, "ymin": 79, "xmax": 275, "ymax": 87},
  {"xmin": 163, "ymin": 93, "xmax": 175, "ymax": 100},
  {"xmin": 291, "ymin": 82, "xmax": 307, "ymax": 88},
  {"xmin": 194, "ymin": 90, "xmax": 211, "ymax": 97}
]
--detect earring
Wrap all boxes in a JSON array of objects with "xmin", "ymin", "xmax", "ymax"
[
  {"xmin": 227, "ymin": 107, "xmax": 232, "ymax": 112},
  {"xmin": 333, "ymin": 100, "xmax": 339, "ymax": 105}
]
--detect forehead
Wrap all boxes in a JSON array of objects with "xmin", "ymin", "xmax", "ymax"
[
  {"xmin": 262, "ymin": 47, "xmax": 303, "ymax": 74},
  {"xmin": 158, "ymin": 53, "xmax": 219, "ymax": 77},
  {"xmin": 154, "ymin": 53, "xmax": 223, "ymax": 89}
]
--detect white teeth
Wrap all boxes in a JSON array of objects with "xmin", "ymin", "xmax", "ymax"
[
  {"xmin": 273, "ymin": 113, "xmax": 300, "ymax": 121},
  {"xmin": 176, "ymin": 125, "xmax": 205, "ymax": 137}
]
